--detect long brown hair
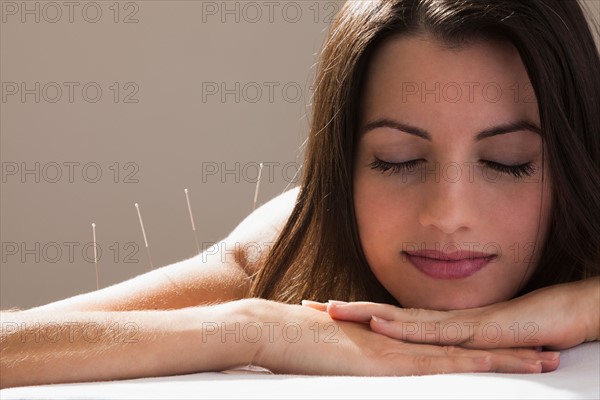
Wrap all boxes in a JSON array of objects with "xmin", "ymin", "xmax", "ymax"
[{"xmin": 250, "ymin": 0, "xmax": 600, "ymax": 304}]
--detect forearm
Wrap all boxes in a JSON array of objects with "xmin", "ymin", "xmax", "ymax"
[{"xmin": 0, "ymin": 299, "xmax": 259, "ymax": 389}]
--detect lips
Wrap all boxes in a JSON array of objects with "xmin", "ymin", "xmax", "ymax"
[{"xmin": 403, "ymin": 250, "xmax": 497, "ymax": 279}]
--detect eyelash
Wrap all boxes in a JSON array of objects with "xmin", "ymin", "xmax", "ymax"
[
  {"xmin": 369, "ymin": 158, "xmax": 425, "ymax": 175},
  {"xmin": 480, "ymin": 160, "xmax": 536, "ymax": 178},
  {"xmin": 369, "ymin": 158, "xmax": 536, "ymax": 178}
]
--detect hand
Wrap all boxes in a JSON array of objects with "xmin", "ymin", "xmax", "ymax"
[
  {"xmin": 302, "ymin": 277, "xmax": 599, "ymax": 352},
  {"xmin": 247, "ymin": 299, "xmax": 559, "ymax": 375}
]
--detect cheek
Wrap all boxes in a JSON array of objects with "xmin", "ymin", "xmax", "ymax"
[
  {"xmin": 480, "ymin": 178, "xmax": 552, "ymax": 257},
  {"xmin": 353, "ymin": 172, "xmax": 419, "ymax": 261}
]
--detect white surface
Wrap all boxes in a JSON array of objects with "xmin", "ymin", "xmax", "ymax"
[{"xmin": 2, "ymin": 342, "xmax": 598, "ymax": 399}]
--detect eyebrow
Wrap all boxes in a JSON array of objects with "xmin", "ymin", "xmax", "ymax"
[{"xmin": 361, "ymin": 118, "xmax": 542, "ymax": 140}]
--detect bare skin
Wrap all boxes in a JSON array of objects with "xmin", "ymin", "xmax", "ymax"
[
  {"xmin": 1, "ymin": 187, "xmax": 566, "ymax": 389},
  {"xmin": 2, "ymin": 35, "xmax": 597, "ymax": 389}
]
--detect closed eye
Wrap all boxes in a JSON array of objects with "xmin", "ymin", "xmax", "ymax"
[
  {"xmin": 480, "ymin": 160, "xmax": 536, "ymax": 178},
  {"xmin": 369, "ymin": 158, "xmax": 536, "ymax": 179},
  {"xmin": 369, "ymin": 158, "xmax": 425, "ymax": 175}
]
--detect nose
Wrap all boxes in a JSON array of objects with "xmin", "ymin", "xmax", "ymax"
[{"xmin": 417, "ymin": 171, "xmax": 479, "ymax": 235}]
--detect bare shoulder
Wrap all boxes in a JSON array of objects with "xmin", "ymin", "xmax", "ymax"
[
  {"xmin": 21, "ymin": 187, "xmax": 300, "ymax": 313},
  {"xmin": 226, "ymin": 186, "xmax": 300, "ymax": 275}
]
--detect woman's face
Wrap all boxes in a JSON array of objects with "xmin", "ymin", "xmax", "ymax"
[{"xmin": 353, "ymin": 34, "xmax": 552, "ymax": 310}]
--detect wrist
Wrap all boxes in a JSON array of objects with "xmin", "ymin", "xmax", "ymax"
[
  {"xmin": 183, "ymin": 298, "xmax": 274, "ymax": 371},
  {"xmin": 235, "ymin": 298, "xmax": 281, "ymax": 369},
  {"xmin": 221, "ymin": 298, "xmax": 279, "ymax": 369}
]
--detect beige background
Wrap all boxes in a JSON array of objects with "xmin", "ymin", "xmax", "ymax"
[{"xmin": 1, "ymin": 0, "xmax": 598, "ymax": 310}]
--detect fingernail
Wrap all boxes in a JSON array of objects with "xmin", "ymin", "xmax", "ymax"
[
  {"xmin": 371, "ymin": 315, "xmax": 389, "ymax": 324},
  {"xmin": 328, "ymin": 300, "xmax": 347, "ymax": 305},
  {"xmin": 538, "ymin": 352, "xmax": 560, "ymax": 361},
  {"xmin": 524, "ymin": 359, "xmax": 543, "ymax": 367}
]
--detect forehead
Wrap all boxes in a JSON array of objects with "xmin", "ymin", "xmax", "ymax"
[{"xmin": 360, "ymin": 34, "xmax": 540, "ymax": 129}]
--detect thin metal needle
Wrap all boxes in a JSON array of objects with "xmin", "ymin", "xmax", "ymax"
[
  {"xmin": 253, "ymin": 162, "xmax": 264, "ymax": 211},
  {"xmin": 184, "ymin": 188, "xmax": 201, "ymax": 253},
  {"xmin": 134, "ymin": 203, "xmax": 153, "ymax": 269},
  {"xmin": 92, "ymin": 222, "xmax": 99, "ymax": 290}
]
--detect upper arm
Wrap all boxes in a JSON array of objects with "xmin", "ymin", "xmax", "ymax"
[
  {"xmin": 226, "ymin": 186, "xmax": 300, "ymax": 276},
  {"xmin": 24, "ymin": 187, "xmax": 299, "ymax": 313}
]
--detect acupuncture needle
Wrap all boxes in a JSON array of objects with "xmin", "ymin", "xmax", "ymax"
[
  {"xmin": 184, "ymin": 188, "xmax": 201, "ymax": 254},
  {"xmin": 253, "ymin": 162, "xmax": 264, "ymax": 211},
  {"xmin": 282, "ymin": 163, "xmax": 302, "ymax": 193},
  {"xmin": 134, "ymin": 203, "xmax": 154, "ymax": 269},
  {"xmin": 92, "ymin": 222, "xmax": 99, "ymax": 290}
]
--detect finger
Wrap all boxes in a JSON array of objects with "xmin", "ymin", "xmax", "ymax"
[
  {"xmin": 369, "ymin": 315, "xmax": 474, "ymax": 344},
  {"xmin": 328, "ymin": 302, "xmax": 456, "ymax": 325},
  {"xmin": 369, "ymin": 317, "xmax": 561, "ymax": 371},
  {"xmin": 377, "ymin": 352, "xmax": 543, "ymax": 376},
  {"xmin": 300, "ymin": 300, "xmax": 327, "ymax": 311},
  {"xmin": 486, "ymin": 351, "xmax": 560, "ymax": 373},
  {"xmin": 370, "ymin": 315, "xmax": 551, "ymax": 350},
  {"xmin": 366, "ymin": 339, "xmax": 555, "ymax": 375},
  {"xmin": 539, "ymin": 353, "xmax": 560, "ymax": 372},
  {"xmin": 326, "ymin": 302, "xmax": 415, "ymax": 323},
  {"xmin": 393, "ymin": 343, "xmax": 537, "ymax": 359},
  {"xmin": 486, "ymin": 353, "xmax": 543, "ymax": 374},
  {"xmin": 385, "ymin": 354, "xmax": 495, "ymax": 375},
  {"xmin": 327, "ymin": 302, "xmax": 391, "ymax": 322},
  {"xmin": 484, "ymin": 347, "xmax": 546, "ymax": 357},
  {"xmin": 369, "ymin": 315, "xmax": 506, "ymax": 348},
  {"xmin": 434, "ymin": 351, "xmax": 545, "ymax": 374},
  {"xmin": 485, "ymin": 348, "xmax": 560, "ymax": 372},
  {"xmin": 384, "ymin": 342, "xmax": 557, "ymax": 372}
]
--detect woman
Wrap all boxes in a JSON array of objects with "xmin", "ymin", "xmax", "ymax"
[{"xmin": 1, "ymin": 0, "xmax": 598, "ymax": 388}]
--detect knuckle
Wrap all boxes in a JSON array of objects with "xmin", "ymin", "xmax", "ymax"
[
  {"xmin": 404, "ymin": 308, "xmax": 422, "ymax": 318},
  {"xmin": 443, "ymin": 345, "xmax": 457, "ymax": 356},
  {"xmin": 412, "ymin": 355, "xmax": 433, "ymax": 374}
]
